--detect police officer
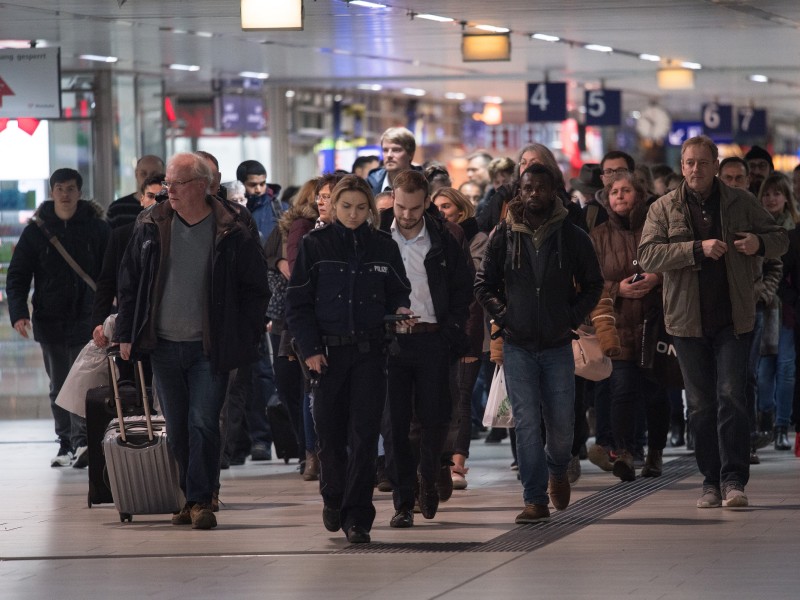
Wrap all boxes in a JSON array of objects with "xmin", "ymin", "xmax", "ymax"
[{"xmin": 286, "ymin": 175, "xmax": 411, "ymax": 544}]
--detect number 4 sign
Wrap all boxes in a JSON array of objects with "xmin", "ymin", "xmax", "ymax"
[{"xmin": 527, "ymin": 82, "xmax": 567, "ymax": 122}]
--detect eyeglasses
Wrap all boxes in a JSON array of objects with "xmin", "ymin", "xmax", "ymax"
[
  {"xmin": 602, "ymin": 167, "xmax": 629, "ymax": 176},
  {"xmin": 162, "ymin": 178, "xmax": 200, "ymax": 188},
  {"xmin": 316, "ymin": 193, "xmax": 331, "ymax": 203}
]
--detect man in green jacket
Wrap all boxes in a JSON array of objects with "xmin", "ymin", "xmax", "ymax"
[{"xmin": 638, "ymin": 135, "xmax": 788, "ymax": 509}]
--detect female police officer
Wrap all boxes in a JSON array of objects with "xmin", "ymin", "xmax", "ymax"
[{"xmin": 286, "ymin": 175, "xmax": 411, "ymax": 543}]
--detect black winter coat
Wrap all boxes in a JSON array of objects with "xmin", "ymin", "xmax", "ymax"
[
  {"xmin": 114, "ymin": 196, "xmax": 270, "ymax": 373},
  {"xmin": 6, "ymin": 200, "xmax": 110, "ymax": 345},
  {"xmin": 475, "ymin": 203, "xmax": 604, "ymax": 351},
  {"xmin": 286, "ymin": 221, "xmax": 411, "ymax": 360}
]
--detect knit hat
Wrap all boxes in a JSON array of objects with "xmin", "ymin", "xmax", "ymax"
[
  {"xmin": 744, "ymin": 145, "xmax": 774, "ymax": 171},
  {"xmin": 569, "ymin": 163, "xmax": 603, "ymax": 196}
]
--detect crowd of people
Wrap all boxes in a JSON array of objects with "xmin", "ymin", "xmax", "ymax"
[{"xmin": 7, "ymin": 126, "xmax": 800, "ymax": 540}]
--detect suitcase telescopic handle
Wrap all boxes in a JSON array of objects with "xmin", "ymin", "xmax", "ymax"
[{"xmin": 107, "ymin": 349, "xmax": 154, "ymax": 443}]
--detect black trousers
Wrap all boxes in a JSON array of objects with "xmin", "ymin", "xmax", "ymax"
[
  {"xmin": 313, "ymin": 344, "xmax": 387, "ymax": 532},
  {"xmin": 385, "ymin": 332, "xmax": 452, "ymax": 512}
]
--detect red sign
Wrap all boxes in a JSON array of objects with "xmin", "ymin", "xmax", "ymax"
[{"xmin": 0, "ymin": 76, "xmax": 15, "ymax": 107}]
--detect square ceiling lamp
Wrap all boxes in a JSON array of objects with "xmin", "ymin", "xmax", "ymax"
[
  {"xmin": 462, "ymin": 33, "xmax": 511, "ymax": 62},
  {"xmin": 657, "ymin": 67, "xmax": 694, "ymax": 90},
  {"xmin": 241, "ymin": 0, "xmax": 304, "ymax": 31}
]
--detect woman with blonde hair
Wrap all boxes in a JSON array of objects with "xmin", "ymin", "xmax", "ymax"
[
  {"xmin": 757, "ymin": 172, "xmax": 799, "ymax": 451},
  {"xmin": 432, "ymin": 187, "xmax": 488, "ymax": 489},
  {"xmin": 286, "ymin": 175, "xmax": 411, "ymax": 543}
]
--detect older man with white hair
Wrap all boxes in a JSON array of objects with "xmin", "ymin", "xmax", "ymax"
[{"xmin": 114, "ymin": 152, "xmax": 269, "ymax": 529}]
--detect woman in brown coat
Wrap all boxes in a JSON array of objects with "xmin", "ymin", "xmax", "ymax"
[{"xmin": 589, "ymin": 171, "xmax": 670, "ymax": 480}]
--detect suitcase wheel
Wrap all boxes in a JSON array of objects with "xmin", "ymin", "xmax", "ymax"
[{"xmin": 120, "ymin": 512, "xmax": 132, "ymax": 523}]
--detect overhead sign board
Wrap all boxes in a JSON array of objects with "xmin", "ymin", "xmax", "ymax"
[
  {"xmin": 584, "ymin": 89, "xmax": 621, "ymax": 126},
  {"xmin": 701, "ymin": 102, "xmax": 733, "ymax": 137},
  {"xmin": 0, "ymin": 48, "xmax": 61, "ymax": 119},
  {"xmin": 527, "ymin": 82, "xmax": 567, "ymax": 122},
  {"xmin": 737, "ymin": 107, "xmax": 767, "ymax": 137}
]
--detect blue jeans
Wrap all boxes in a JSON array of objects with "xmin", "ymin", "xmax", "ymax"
[
  {"xmin": 40, "ymin": 341, "xmax": 87, "ymax": 451},
  {"xmin": 150, "ymin": 340, "xmax": 229, "ymax": 504},
  {"xmin": 673, "ymin": 325, "xmax": 752, "ymax": 489},
  {"xmin": 503, "ymin": 342, "xmax": 575, "ymax": 506},
  {"xmin": 757, "ymin": 323, "xmax": 796, "ymax": 427}
]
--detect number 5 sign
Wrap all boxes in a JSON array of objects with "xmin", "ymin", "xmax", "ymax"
[
  {"xmin": 584, "ymin": 89, "xmax": 621, "ymax": 126},
  {"xmin": 527, "ymin": 82, "xmax": 567, "ymax": 122}
]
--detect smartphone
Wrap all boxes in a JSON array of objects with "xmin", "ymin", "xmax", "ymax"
[
  {"xmin": 630, "ymin": 273, "xmax": 645, "ymax": 284},
  {"xmin": 383, "ymin": 314, "xmax": 414, "ymax": 322}
]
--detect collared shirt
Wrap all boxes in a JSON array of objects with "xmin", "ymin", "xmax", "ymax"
[
  {"xmin": 380, "ymin": 172, "xmax": 391, "ymax": 192},
  {"xmin": 390, "ymin": 218, "xmax": 437, "ymax": 323}
]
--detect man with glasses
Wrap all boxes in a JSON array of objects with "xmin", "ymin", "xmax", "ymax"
[
  {"xmin": 115, "ymin": 153, "xmax": 269, "ymax": 529},
  {"xmin": 639, "ymin": 135, "xmax": 787, "ymax": 510},
  {"xmin": 107, "ymin": 155, "xmax": 165, "ymax": 229}
]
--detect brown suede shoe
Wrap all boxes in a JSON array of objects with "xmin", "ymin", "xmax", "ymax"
[
  {"xmin": 547, "ymin": 473, "xmax": 571, "ymax": 511},
  {"xmin": 190, "ymin": 503, "xmax": 217, "ymax": 530},
  {"xmin": 171, "ymin": 502, "xmax": 192, "ymax": 525},
  {"xmin": 303, "ymin": 450, "xmax": 320, "ymax": 482},
  {"xmin": 515, "ymin": 504, "xmax": 550, "ymax": 524}
]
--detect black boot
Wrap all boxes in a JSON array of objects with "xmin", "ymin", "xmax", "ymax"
[
  {"xmin": 774, "ymin": 426, "xmax": 792, "ymax": 451},
  {"xmin": 641, "ymin": 448, "xmax": 663, "ymax": 477},
  {"xmin": 669, "ymin": 425, "xmax": 685, "ymax": 447},
  {"xmin": 758, "ymin": 411, "xmax": 775, "ymax": 448}
]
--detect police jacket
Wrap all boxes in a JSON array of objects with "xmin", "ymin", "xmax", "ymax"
[
  {"xmin": 638, "ymin": 180, "xmax": 788, "ymax": 337},
  {"xmin": 379, "ymin": 211, "xmax": 475, "ymax": 354},
  {"xmin": 475, "ymin": 202, "xmax": 604, "ymax": 351},
  {"xmin": 285, "ymin": 220, "xmax": 411, "ymax": 359},
  {"xmin": 114, "ymin": 195, "xmax": 270, "ymax": 373},
  {"xmin": 6, "ymin": 200, "xmax": 110, "ymax": 345}
]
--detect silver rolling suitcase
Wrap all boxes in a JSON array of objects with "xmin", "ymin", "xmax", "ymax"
[{"xmin": 103, "ymin": 355, "xmax": 185, "ymax": 522}]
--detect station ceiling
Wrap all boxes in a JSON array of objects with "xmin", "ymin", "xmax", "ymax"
[{"xmin": 2, "ymin": 0, "xmax": 800, "ymax": 124}]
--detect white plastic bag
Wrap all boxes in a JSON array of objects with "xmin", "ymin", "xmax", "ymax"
[
  {"xmin": 482, "ymin": 364, "xmax": 514, "ymax": 428},
  {"xmin": 55, "ymin": 341, "xmax": 109, "ymax": 417}
]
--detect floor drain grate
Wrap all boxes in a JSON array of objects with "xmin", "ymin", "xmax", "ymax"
[{"xmin": 339, "ymin": 455, "xmax": 697, "ymax": 554}]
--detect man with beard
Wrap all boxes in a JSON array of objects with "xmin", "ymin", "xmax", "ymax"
[
  {"xmin": 368, "ymin": 127, "xmax": 419, "ymax": 195},
  {"xmin": 475, "ymin": 163, "xmax": 604, "ymax": 524},
  {"xmin": 382, "ymin": 170, "xmax": 473, "ymax": 529},
  {"xmin": 744, "ymin": 145, "xmax": 774, "ymax": 196}
]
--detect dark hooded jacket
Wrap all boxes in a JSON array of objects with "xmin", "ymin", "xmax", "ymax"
[
  {"xmin": 113, "ymin": 196, "xmax": 270, "ymax": 373},
  {"xmin": 475, "ymin": 201, "xmax": 604, "ymax": 351},
  {"xmin": 6, "ymin": 199, "xmax": 110, "ymax": 345}
]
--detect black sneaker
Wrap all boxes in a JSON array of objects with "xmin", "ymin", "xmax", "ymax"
[
  {"xmin": 50, "ymin": 444, "xmax": 72, "ymax": 468},
  {"xmin": 72, "ymin": 446, "xmax": 89, "ymax": 469},
  {"xmin": 322, "ymin": 505, "xmax": 341, "ymax": 532}
]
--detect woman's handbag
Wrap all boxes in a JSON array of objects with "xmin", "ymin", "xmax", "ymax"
[
  {"xmin": 482, "ymin": 365, "xmax": 514, "ymax": 428},
  {"xmin": 639, "ymin": 308, "xmax": 684, "ymax": 389},
  {"xmin": 572, "ymin": 326, "xmax": 612, "ymax": 381}
]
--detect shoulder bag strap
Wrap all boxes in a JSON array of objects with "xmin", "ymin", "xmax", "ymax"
[{"xmin": 32, "ymin": 216, "xmax": 97, "ymax": 292}]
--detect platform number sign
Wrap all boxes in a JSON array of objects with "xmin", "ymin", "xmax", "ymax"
[
  {"xmin": 701, "ymin": 103, "xmax": 733, "ymax": 137},
  {"xmin": 737, "ymin": 107, "xmax": 767, "ymax": 136},
  {"xmin": 527, "ymin": 82, "xmax": 567, "ymax": 122},
  {"xmin": 584, "ymin": 89, "xmax": 621, "ymax": 126}
]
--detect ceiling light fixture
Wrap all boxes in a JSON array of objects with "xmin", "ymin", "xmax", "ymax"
[
  {"xmin": 79, "ymin": 54, "xmax": 119, "ymax": 63},
  {"xmin": 170, "ymin": 63, "xmax": 200, "ymax": 71},
  {"xmin": 481, "ymin": 96, "xmax": 503, "ymax": 104},
  {"xmin": 585, "ymin": 44, "xmax": 613, "ymax": 53},
  {"xmin": 657, "ymin": 67, "xmax": 694, "ymax": 90},
  {"xmin": 638, "ymin": 53, "xmax": 661, "ymax": 62},
  {"xmin": 532, "ymin": 33, "xmax": 560, "ymax": 42},
  {"xmin": 401, "ymin": 87, "xmax": 426, "ymax": 96},
  {"xmin": 474, "ymin": 24, "xmax": 510, "ymax": 33},
  {"xmin": 415, "ymin": 14, "xmax": 455, "ymax": 23},
  {"xmin": 239, "ymin": 70, "xmax": 269, "ymax": 79},
  {"xmin": 195, "ymin": 31, "xmax": 214, "ymax": 38},
  {"xmin": 445, "ymin": 92, "xmax": 467, "ymax": 100},
  {"xmin": 681, "ymin": 61, "xmax": 702, "ymax": 70},
  {"xmin": 348, "ymin": 1, "xmax": 387, "ymax": 8},
  {"xmin": 749, "ymin": 74, "xmax": 769, "ymax": 83},
  {"xmin": 357, "ymin": 83, "xmax": 383, "ymax": 91},
  {"xmin": 241, "ymin": 0, "xmax": 304, "ymax": 30}
]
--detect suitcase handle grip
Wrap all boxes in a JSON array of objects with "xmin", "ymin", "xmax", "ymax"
[{"xmin": 107, "ymin": 350, "xmax": 154, "ymax": 443}]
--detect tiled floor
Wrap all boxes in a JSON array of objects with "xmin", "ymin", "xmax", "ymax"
[{"xmin": 2, "ymin": 419, "xmax": 799, "ymax": 600}]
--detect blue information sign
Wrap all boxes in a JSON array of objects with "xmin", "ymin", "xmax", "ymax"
[
  {"xmin": 737, "ymin": 108, "xmax": 767, "ymax": 136},
  {"xmin": 584, "ymin": 89, "xmax": 621, "ymax": 126},
  {"xmin": 527, "ymin": 82, "xmax": 567, "ymax": 122},
  {"xmin": 701, "ymin": 103, "xmax": 733, "ymax": 137},
  {"xmin": 668, "ymin": 121, "xmax": 704, "ymax": 147}
]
